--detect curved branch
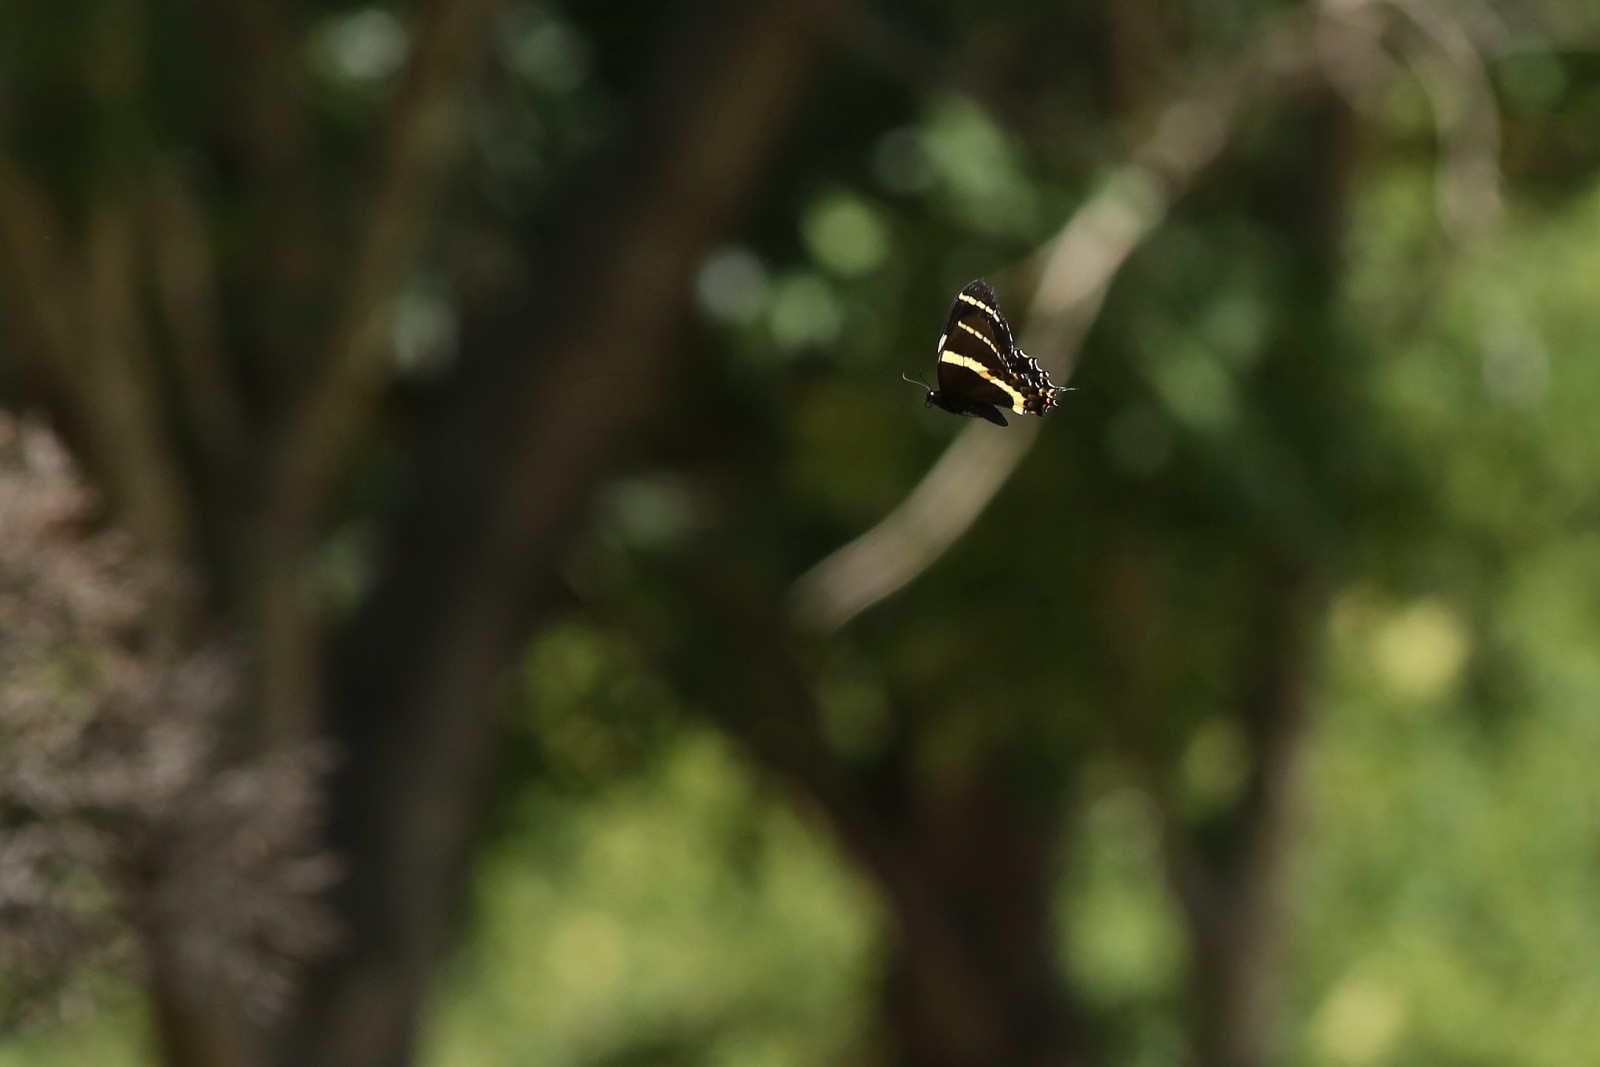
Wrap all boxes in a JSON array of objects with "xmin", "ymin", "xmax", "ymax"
[
  {"xmin": 1386, "ymin": 0, "xmax": 1504, "ymax": 242},
  {"xmin": 787, "ymin": 40, "xmax": 1296, "ymax": 636},
  {"xmin": 147, "ymin": 161, "xmax": 246, "ymax": 483}
]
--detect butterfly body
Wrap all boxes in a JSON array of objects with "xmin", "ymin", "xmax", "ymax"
[{"xmin": 916, "ymin": 280, "xmax": 1069, "ymax": 427}]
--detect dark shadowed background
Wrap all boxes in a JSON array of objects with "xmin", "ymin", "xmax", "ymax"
[{"xmin": 2, "ymin": 1, "xmax": 1600, "ymax": 1066}]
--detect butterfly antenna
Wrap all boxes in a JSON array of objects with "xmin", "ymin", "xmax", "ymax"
[{"xmin": 901, "ymin": 372, "xmax": 930, "ymax": 390}]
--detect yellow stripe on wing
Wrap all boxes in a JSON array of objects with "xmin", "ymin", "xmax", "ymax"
[
  {"xmin": 956, "ymin": 319, "xmax": 1001, "ymax": 354},
  {"xmin": 958, "ymin": 291, "xmax": 1001, "ymax": 318},
  {"xmin": 936, "ymin": 351, "xmax": 1028, "ymax": 413}
]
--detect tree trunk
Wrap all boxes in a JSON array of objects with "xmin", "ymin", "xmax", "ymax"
[
  {"xmin": 669, "ymin": 579, "xmax": 1088, "ymax": 1067},
  {"xmin": 1177, "ymin": 559, "xmax": 1321, "ymax": 1067},
  {"xmin": 279, "ymin": 3, "xmax": 831, "ymax": 1064},
  {"xmin": 872, "ymin": 776, "xmax": 1082, "ymax": 1067},
  {"xmin": 1163, "ymin": 95, "xmax": 1352, "ymax": 1067}
]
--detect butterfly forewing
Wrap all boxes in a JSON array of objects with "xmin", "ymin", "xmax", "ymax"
[
  {"xmin": 937, "ymin": 311, "xmax": 1030, "ymax": 414},
  {"xmin": 941, "ymin": 280, "xmax": 1014, "ymax": 352}
]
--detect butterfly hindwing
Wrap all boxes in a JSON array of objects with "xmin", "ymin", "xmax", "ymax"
[{"xmin": 1001, "ymin": 348, "xmax": 1062, "ymax": 416}]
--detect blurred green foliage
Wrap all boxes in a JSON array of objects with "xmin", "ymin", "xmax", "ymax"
[
  {"xmin": 1284, "ymin": 156, "xmax": 1600, "ymax": 1067},
  {"xmin": 415, "ymin": 72, "xmax": 1600, "ymax": 1067},
  {"xmin": 426, "ymin": 690, "xmax": 879, "ymax": 1065},
  {"xmin": 5, "ymin": 0, "xmax": 1600, "ymax": 1064}
]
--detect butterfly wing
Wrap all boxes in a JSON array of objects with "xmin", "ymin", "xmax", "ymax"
[
  {"xmin": 941, "ymin": 279, "xmax": 1015, "ymax": 352},
  {"xmin": 936, "ymin": 308, "xmax": 1030, "ymax": 415},
  {"xmin": 999, "ymin": 346, "xmax": 1069, "ymax": 415},
  {"xmin": 929, "ymin": 279, "xmax": 1071, "ymax": 422}
]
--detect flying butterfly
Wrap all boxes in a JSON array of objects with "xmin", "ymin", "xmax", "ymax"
[{"xmin": 905, "ymin": 279, "xmax": 1070, "ymax": 427}]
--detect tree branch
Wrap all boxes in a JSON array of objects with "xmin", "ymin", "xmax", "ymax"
[
  {"xmin": 1386, "ymin": 0, "xmax": 1504, "ymax": 242},
  {"xmin": 250, "ymin": 0, "xmax": 503, "ymax": 743},
  {"xmin": 673, "ymin": 565, "xmax": 1086, "ymax": 1066},
  {"xmin": 0, "ymin": 159, "xmax": 195, "ymax": 566},
  {"xmin": 81, "ymin": 203, "xmax": 197, "ymax": 566},
  {"xmin": 147, "ymin": 161, "xmax": 247, "ymax": 485},
  {"xmin": 288, "ymin": 2, "xmax": 836, "ymax": 1061},
  {"xmin": 1184, "ymin": 558, "xmax": 1322, "ymax": 1067},
  {"xmin": 265, "ymin": 0, "xmax": 502, "ymax": 540},
  {"xmin": 0, "ymin": 156, "xmax": 81, "ymax": 379}
]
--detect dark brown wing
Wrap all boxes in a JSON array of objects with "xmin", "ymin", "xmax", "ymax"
[
  {"xmin": 933, "ymin": 278, "xmax": 1069, "ymax": 418},
  {"xmin": 936, "ymin": 310, "xmax": 1028, "ymax": 412},
  {"xmin": 940, "ymin": 279, "xmax": 1015, "ymax": 353}
]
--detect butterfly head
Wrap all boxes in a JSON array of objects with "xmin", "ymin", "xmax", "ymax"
[{"xmin": 901, "ymin": 372, "xmax": 939, "ymax": 409}]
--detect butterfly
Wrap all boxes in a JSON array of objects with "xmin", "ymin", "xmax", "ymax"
[{"xmin": 905, "ymin": 279, "xmax": 1070, "ymax": 427}]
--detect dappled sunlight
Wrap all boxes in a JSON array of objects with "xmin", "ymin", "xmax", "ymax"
[
  {"xmin": 422, "ymin": 728, "xmax": 879, "ymax": 1067},
  {"xmin": 5, "ymin": 1, "xmax": 1600, "ymax": 1065},
  {"xmin": 1369, "ymin": 602, "xmax": 1469, "ymax": 703},
  {"xmin": 1311, "ymin": 973, "xmax": 1405, "ymax": 1066}
]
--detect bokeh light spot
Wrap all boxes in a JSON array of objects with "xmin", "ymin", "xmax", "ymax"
[
  {"xmin": 697, "ymin": 247, "xmax": 769, "ymax": 325},
  {"xmin": 1371, "ymin": 602, "xmax": 1469, "ymax": 702},
  {"xmin": 1180, "ymin": 719, "xmax": 1250, "ymax": 818},
  {"xmin": 768, "ymin": 274, "xmax": 842, "ymax": 350},
  {"xmin": 509, "ymin": 17, "xmax": 593, "ymax": 93},
  {"xmin": 873, "ymin": 128, "xmax": 935, "ymax": 195},
  {"xmin": 801, "ymin": 193, "xmax": 889, "ymax": 277},
  {"xmin": 1312, "ymin": 975, "xmax": 1405, "ymax": 1065},
  {"xmin": 310, "ymin": 8, "xmax": 408, "ymax": 85},
  {"xmin": 549, "ymin": 910, "xmax": 629, "ymax": 1002}
]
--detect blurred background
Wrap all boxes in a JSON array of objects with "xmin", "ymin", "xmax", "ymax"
[{"xmin": 1, "ymin": 0, "xmax": 1599, "ymax": 1065}]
